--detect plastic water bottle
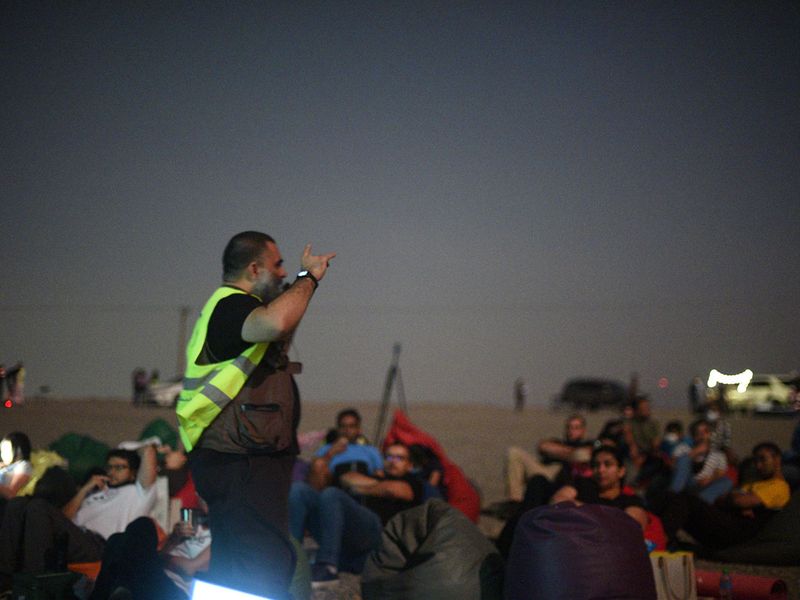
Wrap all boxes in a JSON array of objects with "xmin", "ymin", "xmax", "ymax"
[{"xmin": 719, "ymin": 568, "xmax": 733, "ymax": 600}]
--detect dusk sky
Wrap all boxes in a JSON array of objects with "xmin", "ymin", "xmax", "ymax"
[{"xmin": 2, "ymin": 2, "xmax": 798, "ymax": 407}]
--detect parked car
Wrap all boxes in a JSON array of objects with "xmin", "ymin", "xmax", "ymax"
[
  {"xmin": 554, "ymin": 378, "xmax": 628, "ymax": 411},
  {"xmin": 720, "ymin": 373, "xmax": 797, "ymax": 413}
]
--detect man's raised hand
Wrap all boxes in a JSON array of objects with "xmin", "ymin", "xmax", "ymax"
[{"xmin": 301, "ymin": 244, "xmax": 336, "ymax": 282}]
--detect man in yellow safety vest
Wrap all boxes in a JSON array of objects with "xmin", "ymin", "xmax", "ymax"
[{"xmin": 177, "ymin": 230, "xmax": 334, "ymax": 599}]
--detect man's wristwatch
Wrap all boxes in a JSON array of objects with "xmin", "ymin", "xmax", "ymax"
[{"xmin": 295, "ymin": 270, "xmax": 319, "ymax": 290}]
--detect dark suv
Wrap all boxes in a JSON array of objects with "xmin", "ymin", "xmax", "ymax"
[{"xmin": 555, "ymin": 378, "xmax": 628, "ymax": 411}]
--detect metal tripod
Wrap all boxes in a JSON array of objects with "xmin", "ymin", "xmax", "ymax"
[{"xmin": 373, "ymin": 343, "xmax": 407, "ymax": 446}]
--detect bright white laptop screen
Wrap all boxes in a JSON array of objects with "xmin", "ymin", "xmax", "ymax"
[{"xmin": 191, "ymin": 579, "xmax": 274, "ymax": 600}]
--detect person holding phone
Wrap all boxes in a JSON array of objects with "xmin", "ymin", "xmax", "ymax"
[{"xmin": 65, "ymin": 446, "xmax": 158, "ymax": 541}]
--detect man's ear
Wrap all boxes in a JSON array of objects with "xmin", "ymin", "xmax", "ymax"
[{"xmin": 246, "ymin": 261, "xmax": 260, "ymax": 280}]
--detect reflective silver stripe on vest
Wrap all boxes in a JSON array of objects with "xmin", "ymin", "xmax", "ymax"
[
  {"xmin": 182, "ymin": 353, "xmax": 259, "ymax": 391},
  {"xmin": 199, "ymin": 382, "xmax": 234, "ymax": 409},
  {"xmin": 182, "ymin": 375, "xmax": 206, "ymax": 392}
]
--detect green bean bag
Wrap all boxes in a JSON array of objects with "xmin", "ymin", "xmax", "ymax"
[
  {"xmin": 361, "ymin": 499, "xmax": 503, "ymax": 600},
  {"xmin": 139, "ymin": 418, "xmax": 179, "ymax": 450},
  {"xmin": 48, "ymin": 433, "xmax": 110, "ymax": 484}
]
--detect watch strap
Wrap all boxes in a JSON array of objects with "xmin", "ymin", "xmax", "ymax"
[{"xmin": 296, "ymin": 270, "xmax": 319, "ymax": 290}]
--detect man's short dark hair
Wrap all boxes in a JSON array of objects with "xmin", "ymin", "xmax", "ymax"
[
  {"xmin": 591, "ymin": 444, "xmax": 625, "ymax": 468},
  {"xmin": 106, "ymin": 449, "xmax": 140, "ymax": 472},
  {"xmin": 408, "ymin": 443, "xmax": 436, "ymax": 468},
  {"xmin": 336, "ymin": 408, "xmax": 361, "ymax": 426},
  {"xmin": 753, "ymin": 442, "xmax": 782, "ymax": 458},
  {"xmin": 385, "ymin": 442, "xmax": 410, "ymax": 455},
  {"xmin": 223, "ymin": 231, "xmax": 276, "ymax": 280}
]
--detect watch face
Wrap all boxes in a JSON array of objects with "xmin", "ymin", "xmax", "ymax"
[{"xmin": 298, "ymin": 270, "xmax": 309, "ymax": 277}]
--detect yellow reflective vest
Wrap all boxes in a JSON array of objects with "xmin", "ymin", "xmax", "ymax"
[{"xmin": 176, "ymin": 286, "xmax": 268, "ymax": 451}]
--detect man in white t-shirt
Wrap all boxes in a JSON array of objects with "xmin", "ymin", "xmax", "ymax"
[
  {"xmin": 0, "ymin": 445, "xmax": 158, "ymax": 579},
  {"xmin": 63, "ymin": 445, "xmax": 158, "ymax": 539}
]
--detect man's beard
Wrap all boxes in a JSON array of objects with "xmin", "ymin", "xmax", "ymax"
[
  {"xmin": 253, "ymin": 275, "xmax": 283, "ymax": 302},
  {"xmin": 108, "ymin": 481, "xmax": 134, "ymax": 489}
]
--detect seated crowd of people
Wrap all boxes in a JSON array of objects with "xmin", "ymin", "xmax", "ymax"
[
  {"xmin": 0, "ymin": 429, "xmax": 210, "ymax": 599},
  {"xmin": 496, "ymin": 395, "xmax": 799, "ymax": 562},
  {"xmin": 0, "ymin": 397, "xmax": 798, "ymax": 599},
  {"xmin": 289, "ymin": 408, "xmax": 442, "ymax": 589},
  {"xmin": 0, "ymin": 408, "xmax": 448, "ymax": 597}
]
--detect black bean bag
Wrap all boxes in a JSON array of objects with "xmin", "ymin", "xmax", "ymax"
[
  {"xmin": 505, "ymin": 502, "xmax": 656, "ymax": 600},
  {"xmin": 361, "ymin": 499, "xmax": 503, "ymax": 600},
  {"xmin": 712, "ymin": 490, "xmax": 800, "ymax": 566}
]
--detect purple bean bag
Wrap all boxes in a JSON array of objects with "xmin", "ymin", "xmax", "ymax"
[{"xmin": 505, "ymin": 502, "xmax": 656, "ymax": 600}]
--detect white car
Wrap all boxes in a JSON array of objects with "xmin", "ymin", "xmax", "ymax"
[{"xmin": 723, "ymin": 373, "xmax": 797, "ymax": 412}]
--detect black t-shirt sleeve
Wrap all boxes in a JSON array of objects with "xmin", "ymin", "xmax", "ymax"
[
  {"xmin": 613, "ymin": 493, "xmax": 645, "ymax": 510},
  {"xmin": 199, "ymin": 292, "xmax": 262, "ymax": 364},
  {"xmin": 574, "ymin": 478, "xmax": 645, "ymax": 511},
  {"xmin": 404, "ymin": 473, "xmax": 425, "ymax": 504},
  {"xmin": 364, "ymin": 473, "xmax": 425, "ymax": 525},
  {"xmin": 573, "ymin": 477, "xmax": 601, "ymax": 503},
  {"xmin": 597, "ymin": 491, "xmax": 645, "ymax": 511}
]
